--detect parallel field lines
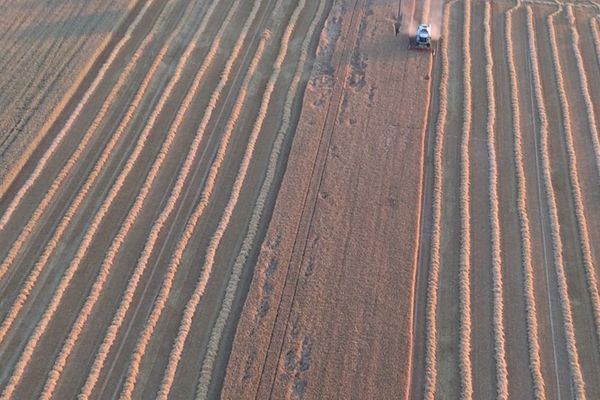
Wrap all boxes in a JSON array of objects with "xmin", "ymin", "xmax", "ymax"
[
  {"xmin": 422, "ymin": 1, "xmax": 456, "ymax": 399},
  {"xmin": 504, "ymin": 1, "xmax": 546, "ymax": 398},
  {"xmin": 0, "ymin": 2, "xmax": 211, "ymax": 398},
  {"xmin": 527, "ymin": 4, "xmax": 586, "ymax": 398},
  {"xmin": 459, "ymin": 0, "xmax": 473, "ymax": 397},
  {"xmin": 483, "ymin": 3, "xmax": 508, "ymax": 399}
]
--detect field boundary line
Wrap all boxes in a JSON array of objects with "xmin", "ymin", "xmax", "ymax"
[
  {"xmin": 506, "ymin": 2, "xmax": 547, "ymax": 398},
  {"xmin": 527, "ymin": 4, "xmax": 586, "ymax": 398},
  {"xmin": 194, "ymin": 2, "xmax": 328, "ymax": 398}
]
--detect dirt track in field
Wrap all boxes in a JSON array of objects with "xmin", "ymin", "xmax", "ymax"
[
  {"xmin": 221, "ymin": 0, "xmax": 433, "ymax": 398},
  {"xmin": 0, "ymin": 0, "xmax": 329, "ymax": 398}
]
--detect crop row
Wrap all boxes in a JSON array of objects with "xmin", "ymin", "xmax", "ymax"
[
  {"xmin": 422, "ymin": 1, "xmax": 456, "ymax": 399},
  {"xmin": 0, "ymin": 2, "xmax": 206, "ymax": 398},
  {"xmin": 116, "ymin": 2, "xmax": 271, "ymax": 399},
  {"xmin": 483, "ymin": 3, "xmax": 508, "ymax": 399},
  {"xmin": 504, "ymin": 1, "xmax": 546, "ymax": 398},
  {"xmin": 527, "ymin": 5, "xmax": 586, "ymax": 398}
]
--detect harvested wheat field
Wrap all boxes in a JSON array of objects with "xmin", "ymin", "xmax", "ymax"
[{"xmin": 2, "ymin": 0, "xmax": 600, "ymax": 398}]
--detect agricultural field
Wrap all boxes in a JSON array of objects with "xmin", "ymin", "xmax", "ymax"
[
  {"xmin": 0, "ymin": 0, "xmax": 330, "ymax": 398},
  {"xmin": 2, "ymin": 0, "xmax": 600, "ymax": 398},
  {"xmin": 0, "ymin": 0, "xmax": 131, "ymax": 195},
  {"xmin": 409, "ymin": 0, "xmax": 600, "ymax": 399}
]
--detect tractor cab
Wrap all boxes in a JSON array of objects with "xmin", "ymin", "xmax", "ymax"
[{"xmin": 415, "ymin": 24, "xmax": 432, "ymax": 48}]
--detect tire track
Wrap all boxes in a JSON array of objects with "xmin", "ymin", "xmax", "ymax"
[
  {"xmin": 0, "ymin": 2, "xmax": 212, "ymax": 397},
  {"xmin": 36, "ymin": 1, "xmax": 218, "ymax": 398},
  {"xmin": 157, "ymin": 0, "xmax": 309, "ymax": 396},
  {"xmin": 194, "ymin": 1, "xmax": 327, "ymax": 398},
  {"xmin": 526, "ymin": 5, "xmax": 586, "ymax": 398},
  {"xmin": 116, "ymin": 3, "xmax": 273, "ymax": 399},
  {"xmin": 567, "ymin": 7, "xmax": 600, "ymax": 181},
  {"xmin": 505, "ymin": 2, "xmax": 546, "ymax": 398},
  {"xmin": 0, "ymin": 0, "xmax": 171, "ymax": 309},
  {"xmin": 483, "ymin": 3, "xmax": 508, "ymax": 399},
  {"xmin": 0, "ymin": 0, "xmax": 157, "ymax": 232},
  {"xmin": 552, "ymin": 3, "xmax": 600, "ymax": 354},
  {"xmin": 75, "ymin": 0, "xmax": 252, "ymax": 397},
  {"xmin": 459, "ymin": 0, "xmax": 473, "ymax": 397},
  {"xmin": 422, "ymin": 1, "xmax": 456, "ymax": 399}
]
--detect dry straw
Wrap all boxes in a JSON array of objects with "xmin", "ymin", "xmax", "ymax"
[
  {"xmin": 76, "ymin": 0, "xmax": 252, "ymax": 398},
  {"xmin": 459, "ymin": 0, "xmax": 473, "ymax": 397},
  {"xmin": 117, "ymin": 3, "xmax": 272, "ymax": 399},
  {"xmin": 505, "ymin": 2, "xmax": 546, "ymax": 398},
  {"xmin": 484, "ymin": 3, "xmax": 508, "ymax": 399},
  {"xmin": 423, "ymin": 1, "xmax": 457, "ymax": 399},
  {"xmin": 0, "ymin": 0, "xmax": 155, "ymax": 232},
  {"xmin": 528, "ymin": 4, "xmax": 586, "ymax": 398},
  {"xmin": 0, "ymin": 1, "xmax": 210, "ymax": 397}
]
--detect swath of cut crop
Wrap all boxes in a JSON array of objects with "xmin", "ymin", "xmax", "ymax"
[
  {"xmin": 0, "ymin": 5, "xmax": 210, "ymax": 400},
  {"xmin": 592, "ymin": 17, "xmax": 600, "ymax": 67},
  {"xmin": 194, "ymin": 1, "xmax": 328, "ymax": 398},
  {"xmin": 158, "ymin": 0, "xmax": 309, "ymax": 396},
  {"xmin": 0, "ymin": 2, "xmax": 175, "ymax": 332},
  {"xmin": 422, "ymin": 1, "xmax": 456, "ymax": 399},
  {"xmin": 505, "ymin": 2, "xmax": 546, "ymax": 398},
  {"xmin": 37, "ymin": 3, "xmax": 215, "ymax": 400},
  {"xmin": 527, "ymin": 5, "xmax": 586, "ymax": 399},
  {"xmin": 553, "ymin": 4, "xmax": 600, "ymax": 349},
  {"xmin": 459, "ymin": 0, "xmax": 473, "ymax": 397},
  {"xmin": 0, "ymin": 0, "xmax": 183, "ymax": 348},
  {"xmin": 76, "ymin": 1, "xmax": 252, "ymax": 398},
  {"xmin": 0, "ymin": 0, "xmax": 157, "ymax": 233},
  {"xmin": 484, "ymin": 3, "xmax": 508, "ymax": 399},
  {"xmin": 117, "ymin": 7, "xmax": 272, "ymax": 400},
  {"xmin": 567, "ymin": 7, "xmax": 600, "ymax": 181}
]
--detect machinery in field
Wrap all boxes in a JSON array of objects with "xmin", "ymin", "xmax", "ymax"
[{"xmin": 410, "ymin": 24, "xmax": 434, "ymax": 54}]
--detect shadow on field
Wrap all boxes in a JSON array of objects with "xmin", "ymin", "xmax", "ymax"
[{"xmin": 14, "ymin": 10, "xmax": 122, "ymax": 38}]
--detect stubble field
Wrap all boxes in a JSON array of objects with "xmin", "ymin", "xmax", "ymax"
[{"xmin": 2, "ymin": 0, "xmax": 600, "ymax": 398}]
